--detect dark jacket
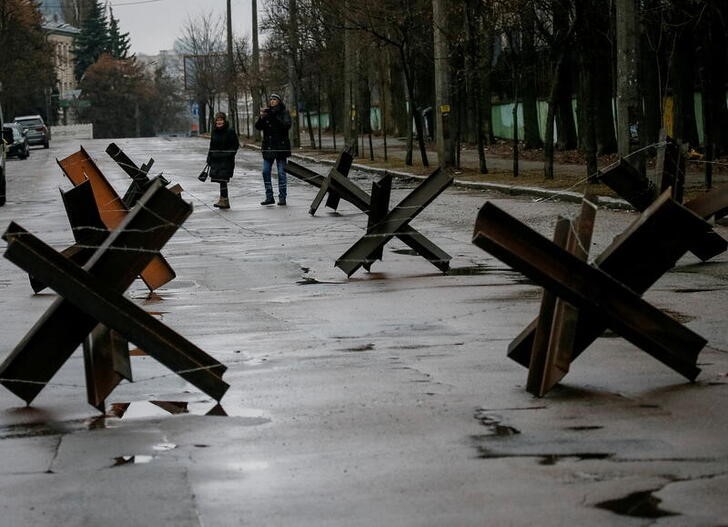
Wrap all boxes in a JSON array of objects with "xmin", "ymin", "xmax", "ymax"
[
  {"xmin": 206, "ymin": 123, "xmax": 239, "ymax": 182},
  {"xmin": 255, "ymin": 103, "xmax": 292, "ymax": 160}
]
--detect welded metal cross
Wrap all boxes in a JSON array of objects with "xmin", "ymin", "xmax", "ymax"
[
  {"xmin": 472, "ymin": 190, "xmax": 712, "ymax": 394},
  {"xmin": 56, "ymin": 145, "xmax": 178, "ymax": 291},
  {"xmin": 336, "ymin": 168, "xmax": 453, "ymax": 276},
  {"xmin": 597, "ymin": 146, "xmax": 727, "ymax": 261},
  {"xmin": 0, "ymin": 180, "xmax": 228, "ymax": 410},
  {"xmin": 286, "ymin": 145, "xmax": 356, "ymax": 215}
]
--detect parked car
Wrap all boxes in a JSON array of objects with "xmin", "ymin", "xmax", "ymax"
[
  {"xmin": 2, "ymin": 123, "xmax": 30, "ymax": 159},
  {"xmin": 13, "ymin": 114, "xmax": 50, "ymax": 148}
]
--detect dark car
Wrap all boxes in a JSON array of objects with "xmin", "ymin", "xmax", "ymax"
[
  {"xmin": 13, "ymin": 114, "xmax": 50, "ymax": 148},
  {"xmin": 2, "ymin": 123, "xmax": 30, "ymax": 159}
]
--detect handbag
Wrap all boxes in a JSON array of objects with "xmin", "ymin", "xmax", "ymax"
[{"xmin": 198, "ymin": 165, "xmax": 210, "ymax": 182}]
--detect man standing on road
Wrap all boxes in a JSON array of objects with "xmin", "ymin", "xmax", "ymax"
[{"xmin": 255, "ymin": 94, "xmax": 292, "ymax": 206}]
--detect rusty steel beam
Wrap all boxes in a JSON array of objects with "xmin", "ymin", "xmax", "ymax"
[
  {"xmin": 106, "ymin": 142, "xmax": 153, "ymax": 182},
  {"xmin": 473, "ymin": 199, "xmax": 707, "ymax": 381},
  {"xmin": 658, "ymin": 138, "xmax": 685, "ymax": 203},
  {"xmin": 684, "ymin": 186, "xmax": 728, "ymax": 220},
  {"xmin": 287, "ymin": 161, "xmax": 326, "ymax": 188},
  {"xmin": 598, "ymin": 158, "xmax": 726, "ymax": 261},
  {"xmin": 57, "ymin": 147, "xmax": 176, "ymax": 290},
  {"xmin": 83, "ymin": 325, "xmax": 132, "ymax": 411},
  {"xmin": 598, "ymin": 159, "xmax": 659, "ymax": 211},
  {"xmin": 30, "ymin": 181, "xmax": 109, "ymax": 293},
  {"xmin": 526, "ymin": 197, "xmax": 597, "ymax": 396},
  {"xmin": 336, "ymin": 168, "xmax": 453, "ymax": 277},
  {"xmin": 323, "ymin": 169, "xmax": 372, "ymax": 212},
  {"xmin": 0, "ymin": 181, "xmax": 193, "ymax": 403},
  {"xmin": 106, "ymin": 142, "xmax": 172, "ymax": 209},
  {"xmin": 3, "ymin": 224, "xmax": 229, "ymax": 403},
  {"xmin": 364, "ymin": 173, "xmax": 393, "ymax": 269},
  {"xmin": 508, "ymin": 191, "xmax": 712, "ymax": 369},
  {"xmin": 290, "ymin": 158, "xmax": 450, "ymax": 272}
]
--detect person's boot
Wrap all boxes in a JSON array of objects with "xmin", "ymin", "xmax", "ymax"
[
  {"xmin": 214, "ymin": 197, "xmax": 230, "ymax": 209},
  {"xmin": 277, "ymin": 197, "xmax": 286, "ymax": 206},
  {"xmin": 260, "ymin": 197, "xmax": 275, "ymax": 205}
]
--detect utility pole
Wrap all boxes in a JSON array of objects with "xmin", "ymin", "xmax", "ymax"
[
  {"xmin": 226, "ymin": 0, "xmax": 238, "ymax": 132},
  {"xmin": 615, "ymin": 0, "xmax": 641, "ymax": 166},
  {"xmin": 287, "ymin": 0, "xmax": 301, "ymax": 148},
  {"xmin": 252, "ymin": 0, "xmax": 261, "ymax": 141},
  {"xmin": 432, "ymin": 0, "xmax": 454, "ymax": 167},
  {"xmin": 343, "ymin": 0, "xmax": 358, "ymax": 155}
]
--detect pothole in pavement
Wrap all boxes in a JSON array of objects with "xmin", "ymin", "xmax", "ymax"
[
  {"xmin": 595, "ymin": 489, "xmax": 679, "ymax": 518},
  {"xmin": 471, "ymin": 409, "xmax": 615, "ymax": 465}
]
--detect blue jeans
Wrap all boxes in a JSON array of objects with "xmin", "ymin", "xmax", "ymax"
[{"xmin": 262, "ymin": 158, "xmax": 287, "ymax": 200}]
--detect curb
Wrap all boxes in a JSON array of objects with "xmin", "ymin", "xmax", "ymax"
[{"xmin": 243, "ymin": 143, "xmax": 633, "ymax": 211}]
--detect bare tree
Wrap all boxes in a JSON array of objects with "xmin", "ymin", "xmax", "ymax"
[{"xmin": 175, "ymin": 12, "xmax": 226, "ymax": 134}]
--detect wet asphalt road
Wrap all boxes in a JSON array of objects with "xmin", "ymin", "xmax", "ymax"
[{"xmin": 0, "ymin": 136, "xmax": 727, "ymax": 526}]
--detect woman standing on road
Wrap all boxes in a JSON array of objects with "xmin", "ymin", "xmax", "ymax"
[{"xmin": 206, "ymin": 111, "xmax": 239, "ymax": 209}]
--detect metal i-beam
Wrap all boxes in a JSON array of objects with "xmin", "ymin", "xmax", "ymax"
[
  {"xmin": 3, "ymin": 224, "xmax": 228, "ymax": 402},
  {"xmin": 324, "ymin": 146, "xmax": 354, "ymax": 211},
  {"xmin": 30, "ymin": 181, "xmax": 109, "ymax": 293},
  {"xmin": 473, "ymin": 200, "xmax": 707, "ymax": 380},
  {"xmin": 526, "ymin": 197, "xmax": 597, "ymax": 396},
  {"xmin": 0, "ymin": 181, "xmax": 192, "ymax": 403},
  {"xmin": 57, "ymin": 147, "xmax": 176, "ymax": 290},
  {"xmin": 508, "ymin": 191, "xmax": 713, "ymax": 369},
  {"xmin": 336, "ymin": 168, "xmax": 453, "ymax": 276},
  {"xmin": 286, "ymin": 161, "xmax": 326, "ymax": 188},
  {"xmin": 598, "ymin": 159, "xmax": 726, "ymax": 261},
  {"xmin": 83, "ymin": 325, "xmax": 132, "ymax": 411}
]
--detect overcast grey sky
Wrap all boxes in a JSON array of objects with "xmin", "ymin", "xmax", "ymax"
[{"xmin": 109, "ymin": 0, "xmax": 257, "ymax": 55}]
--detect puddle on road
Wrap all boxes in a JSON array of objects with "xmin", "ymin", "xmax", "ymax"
[
  {"xmin": 113, "ymin": 455, "xmax": 155, "ymax": 466},
  {"xmin": 596, "ymin": 489, "xmax": 679, "ymax": 518},
  {"xmin": 101, "ymin": 400, "xmax": 228, "ymax": 421},
  {"xmin": 110, "ymin": 442, "xmax": 177, "ymax": 468},
  {"xmin": 87, "ymin": 400, "xmax": 269, "ymax": 429}
]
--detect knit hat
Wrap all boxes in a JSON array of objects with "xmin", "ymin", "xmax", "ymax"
[{"xmin": 270, "ymin": 94, "xmax": 282, "ymax": 101}]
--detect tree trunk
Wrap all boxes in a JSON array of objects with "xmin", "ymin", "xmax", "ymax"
[
  {"xmin": 698, "ymin": 0, "xmax": 728, "ymax": 154},
  {"xmin": 251, "ymin": 0, "xmax": 261, "ymax": 141},
  {"xmin": 521, "ymin": 8, "xmax": 543, "ymax": 150},
  {"xmin": 576, "ymin": 0, "xmax": 599, "ymax": 179},
  {"xmin": 639, "ymin": 3, "xmax": 662, "ymax": 149},
  {"xmin": 669, "ymin": 0, "xmax": 699, "ymax": 148},
  {"xmin": 287, "ymin": 0, "xmax": 301, "ymax": 148},
  {"xmin": 433, "ymin": 0, "xmax": 455, "ymax": 167}
]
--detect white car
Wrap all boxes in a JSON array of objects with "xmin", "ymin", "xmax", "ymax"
[{"xmin": 13, "ymin": 114, "xmax": 50, "ymax": 148}]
